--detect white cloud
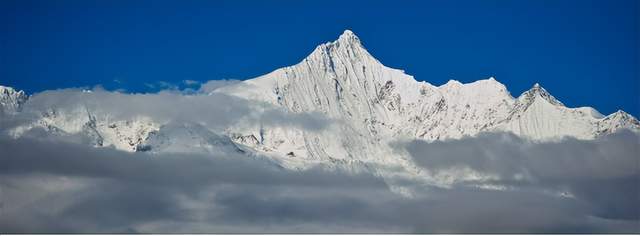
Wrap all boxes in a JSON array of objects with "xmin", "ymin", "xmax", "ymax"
[{"xmin": 182, "ymin": 79, "xmax": 200, "ymax": 86}]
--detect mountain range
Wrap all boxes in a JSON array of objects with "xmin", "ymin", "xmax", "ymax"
[{"xmin": 1, "ymin": 30, "xmax": 638, "ymax": 187}]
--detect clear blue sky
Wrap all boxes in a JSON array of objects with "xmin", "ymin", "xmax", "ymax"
[{"xmin": 1, "ymin": 0, "xmax": 638, "ymax": 116}]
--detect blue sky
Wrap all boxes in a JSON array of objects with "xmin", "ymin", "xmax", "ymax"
[{"xmin": 1, "ymin": 0, "xmax": 638, "ymax": 116}]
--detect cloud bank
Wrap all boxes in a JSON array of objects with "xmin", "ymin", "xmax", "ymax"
[
  {"xmin": 1, "ymin": 85, "xmax": 332, "ymax": 136},
  {"xmin": 1, "ymin": 130, "xmax": 638, "ymax": 233}
]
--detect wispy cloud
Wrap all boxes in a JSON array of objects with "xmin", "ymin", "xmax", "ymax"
[
  {"xmin": 197, "ymin": 79, "xmax": 241, "ymax": 93},
  {"xmin": 2, "ymin": 86, "xmax": 333, "ymax": 138},
  {"xmin": 182, "ymin": 79, "xmax": 200, "ymax": 86}
]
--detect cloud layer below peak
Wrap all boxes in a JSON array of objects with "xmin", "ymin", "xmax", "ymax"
[{"xmin": 1, "ymin": 130, "xmax": 638, "ymax": 233}]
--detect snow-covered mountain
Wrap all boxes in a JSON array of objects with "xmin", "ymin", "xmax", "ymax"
[
  {"xmin": 493, "ymin": 83, "xmax": 629, "ymax": 140},
  {"xmin": 215, "ymin": 30, "xmax": 639, "ymax": 163},
  {"xmin": 0, "ymin": 85, "xmax": 28, "ymax": 115},
  {"xmin": 1, "ymin": 30, "xmax": 638, "ymax": 178},
  {"xmin": 9, "ymin": 105, "xmax": 160, "ymax": 151}
]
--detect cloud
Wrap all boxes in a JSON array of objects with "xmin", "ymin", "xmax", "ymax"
[
  {"xmin": 198, "ymin": 79, "xmax": 241, "ymax": 93},
  {"xmin": 182, "ymin": 79, "xmax": 200, "ymax": 86},
  {"xmin": 7, "ymin": 87, "xmax": 333, "ymax": 134},
  {"xmin": 402, "ymin": 132, "xmax": 639, "ymax": 181},
  {"xmin": 144, "ymin": 82, "xmax": 157, "ymax": 89},
  {"xmin": 1, "ymin": 132, "xmax": 639, "ymax": 233},
  {"xmin": 157, "ymin": 81, "xmax": 178, "ymax": 90},
  {"xmin": 398, "ymin": 131, "xmax": 640, "ymax": 226},
  {"xmin": 1, "ymin": 84, "xmax": 638, "ymax": 233},
  {"xmin": 0, "ymin": 135, "xmax": 390, "ymax": 233}
]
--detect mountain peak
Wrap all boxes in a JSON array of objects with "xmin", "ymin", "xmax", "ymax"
[
  {"xmin": 443, "ymin": 79, "xmax": 463, "ymax": 86},
  {"xmin": 330, "ymin": 29, "xmax": 362, "ymax": 49},
  {"xmin": 611, "ymin": 110, "xmax": 640, "ymax": 125},
  {"xmin": 610, "ymin": 110, "xmax": 633, "ymax": 119},
  {"xmin": 598, "ymin": 109, "xmax": 640, "ymax": 134},
  {"xmin": 0, "ymin": 85, "xmax": 29, "ymax": 113},
  {"xmin": 309, "ymin": 30, "xmax": 366, "ymax": 52},
  {"xmin": 302, "ymin": 29, "xmax": 378, "ymax": 70},
  {"xmin": 340, "ymin": 29, "xmax": 355, "ymax": 37},
  {"xmin": 337, "ymin": 29, "xmax": 359, "ymax": 43},
  {"xmin": 517, "ymin": 83, "xmax": 564, "ymax": 107},
  {"xmin": 0, "ymin": 85, "xmax": 26, "ymax": 98},
  {"xmin": 1, "ymin": 85, "xmax": 20, "ymax": 94}
]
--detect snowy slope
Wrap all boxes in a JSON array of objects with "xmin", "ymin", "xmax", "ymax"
[{"xmin": 496, "ymin": 84, "xmax": 601, "ymax": 140}]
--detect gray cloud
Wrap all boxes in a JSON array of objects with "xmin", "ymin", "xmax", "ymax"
[
  {"xmin": 399, "ymin": 131, "xmax": 640, "ymax": 226},
  {"xmin": 0, "ymin": 135, "xmax": 389, "ymax": 233},
  {"xmin": 1, "ymin": 131, "xmax": 639, "ymax": 233},
  {"xmin": 402, "ymin": 131, "xmax": 639, "ymax": 180}
]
